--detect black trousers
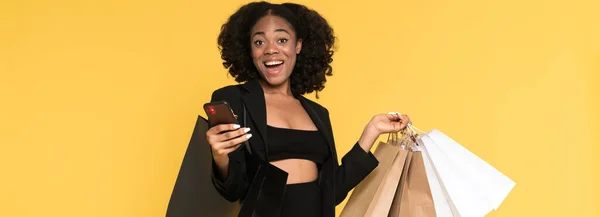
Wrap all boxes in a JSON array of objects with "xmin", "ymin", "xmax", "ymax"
[{"xmin": 279, "ymin": 180, "xmax": 322, "ymax": 217}]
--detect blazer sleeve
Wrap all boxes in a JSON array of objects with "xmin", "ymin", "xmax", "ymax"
[
  {"xmin": 209, "ymin": 88, "xmax": 251, "ymax": 202},
  {"xmin": 334, "ymin": 142, "xmax": 379, "ymax": 204},
  {"xmin": 325, "ymin": 110, "xmax": 380, "ymax": 205}
]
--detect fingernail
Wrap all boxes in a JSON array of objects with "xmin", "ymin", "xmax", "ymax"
[
  {"xmin": 244, "ymin": 128, "xmax": 251, "ymax": 133},
  {"xmin": 233, "ymin": 124, "xmax": 240, "ymax": 129},
  {"xmin": 246, "ymin": 134, "xmax": 253, "ymax": 139}
]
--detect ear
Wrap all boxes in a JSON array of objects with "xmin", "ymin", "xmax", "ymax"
[{"xmin": 296, "ymin": 39, "xmax": 302, "ymax": 54}]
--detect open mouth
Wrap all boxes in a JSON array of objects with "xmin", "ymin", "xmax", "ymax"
[
  {"xmin": 263, "ymin": 60, "xmax": 284, "ymax": 74},
  {"xmin": 264, "ymin": 60, "xmax": 284, "ymax": 68}
]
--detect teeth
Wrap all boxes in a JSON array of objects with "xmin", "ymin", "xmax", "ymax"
[{"xmin": 265, "ymin": 61, "xmax": 283, "ymax": 66}]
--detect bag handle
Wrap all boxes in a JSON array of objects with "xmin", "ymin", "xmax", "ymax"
[
  {"xmin": 389, "ymin": 123, "xmax": 424, "ymax": 151},
  {"xmin": 387, "ymin": 131, "xmax": 401, "ymax": 146},
  {"xmin": 407, "ymin": 123, "xmax": 426, "ymax": 134},
  {"xmin": 242, "ymin": 101, "xmax": 252, "ymax": 155}
]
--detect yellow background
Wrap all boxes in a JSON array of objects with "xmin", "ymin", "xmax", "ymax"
[{"xmin": 1, "ymin": 0, "xmax": 599, "ymax": 216}]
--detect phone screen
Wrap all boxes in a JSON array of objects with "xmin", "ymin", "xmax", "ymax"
[{"xmin": 203, "ymin": 101, "xmax": 238, "ymax": 127}]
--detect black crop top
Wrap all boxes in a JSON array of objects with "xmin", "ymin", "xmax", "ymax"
[{"xmin": 266, "ymin": 125, "xmax": 330, "ymax": 165}]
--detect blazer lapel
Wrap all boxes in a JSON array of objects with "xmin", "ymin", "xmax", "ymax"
[
  {"xmin": 240, "ymin": 79, "xmax": 335, "ymax": 161},
  {"xmin": 298, "ymin": 96, "xmax": 335, "ymax": 155},
  {"xmin": 240, "ymin": 80, "xmax": 269, "ymax": 153}
]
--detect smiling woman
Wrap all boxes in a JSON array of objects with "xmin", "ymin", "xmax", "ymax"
[
  {"xmin": 217, "ymin": 1, "xmax": 336, "ymax": 98},
  {"xmin": 206, "ymin": 1, "xmax": 412, "ymax": 217},
  {"xmin": 250, "ymin": 14, "xmax": 302, "ymax": 90}
]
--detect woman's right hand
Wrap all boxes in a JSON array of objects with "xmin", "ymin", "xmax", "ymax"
[
  {"xmin": 207, "ymin": 124, "xmax": 251, "ymax": 180},
  {"xmin": 206, "ymin": 124, "xmax": 252, "ymax": 158}
]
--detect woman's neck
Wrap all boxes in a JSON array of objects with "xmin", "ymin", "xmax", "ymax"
[{"xmin": 259, "ymin": 79, "xmax": 294, "ymax": 97}]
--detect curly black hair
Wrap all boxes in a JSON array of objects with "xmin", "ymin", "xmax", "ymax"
[{"xmin": 217, "ymin": 1, "xmax": 336, "ymax": 97}]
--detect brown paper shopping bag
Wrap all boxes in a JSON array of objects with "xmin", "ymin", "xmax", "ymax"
[
  {"xmin": 340, "ymin": 135, "xmax": 409, "ymax": 217},
  {"xmin": 389, "ymin": 149, "xmax": 436, "ymax": 217}
]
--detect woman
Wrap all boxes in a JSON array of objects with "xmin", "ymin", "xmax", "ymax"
[{"xmin": 206, "ymin": 2, "xmax": 412, "ymax": 217}]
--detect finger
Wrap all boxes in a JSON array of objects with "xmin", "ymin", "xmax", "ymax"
[
  {"xmin": 393, "ymin": 122, "xmax": 402, "ymax": 132},
  {"xmin": 207, "ymin": 124, "xmax": 240, "ymax": 143},
  {"xmin": 217, "ymin": 127, "xmax": 251, "ymax": 142},
  {"xmin": 403, "ymin": 114, "xmax": 412, "ymax": 124},
  {"xmin": 207, "ymin": 125, "xmax": 246, "ymax": 148},
  {"xmin": 221, "ymin": 133, "xmax": 252, "ymax": 149},
  {"xmin": 387, "ymin": 112, "xmax": 402, "ymax": 121},
  {"xmin": 208, "ymin": 124, "xmax": 241, "ymax": 135},
  {"xmin": 399, "ymin": 121, "xmax": 408, "ymax": 129},
  {"xmin": 215, "ymin": 143, "xmax": 242, "ymax": 156},
  {"xmin": 398, "ymin": 114, "xmax": 411, "ymax": 128},
  {"xmin": 214, "ymin": 132, "xmax": 252, "ymax": 150}
]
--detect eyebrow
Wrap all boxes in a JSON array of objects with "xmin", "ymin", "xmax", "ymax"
[{"xmin": 252, "ymin": 28, "xmax": 290, "ymax": 37}]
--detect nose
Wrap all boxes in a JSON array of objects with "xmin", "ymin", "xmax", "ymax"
[{"xmin": 264, "ymin": 41, "xmax": 279, "ymax": 55}]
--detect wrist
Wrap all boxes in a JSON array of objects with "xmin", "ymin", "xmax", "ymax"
[
  {"xmin": 212, "ymin": 153, "xmax": 230, "ymax": 179},
  {"xmin": 358, "ymin": 124, "xmax": 380, "ymax": 152},
  {"xmin": 213, "ymin": 153, "xmax": 229, "ymax": 165}
]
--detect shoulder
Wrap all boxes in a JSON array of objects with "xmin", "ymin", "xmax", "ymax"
[
  {"xmin": 210, "ymin": 84, "xmax": 244, "ymax": 102},
  {"xmin": 209, "ymin": 84, "xmax": 248, "ymax": 117},
  {"xmin": 301, "ymin": 96, "xmax": 329, "ymax": 116}
]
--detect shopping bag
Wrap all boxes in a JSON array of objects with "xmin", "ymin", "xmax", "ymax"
[
  {"xmin": 427, "ymin": 130, "xmax": 515, "ymax": 210},
  {"xmin": 237, "ymin": 156, "xmax": 288, "ymax": 217},
  {"xmin": 389, "ymin": 150, "xmax": 437, "ymax": 217},
  {"xmin": 386, "ymin": 127, "xmax": 436, "ymax": 217},
  {"xmin": 340, "ymin": 134, "xmax": 410, "ymax": 217},
  {"xmin": 418, "ymin": 141, "xmax": 460, "ymax": 217},
  {"xmin": 418, "ymin": 132, "xmax": 492, "ymax": 217},
  {"xmin": 165, "ymin": 115, "xmax": 241, "ymax": 217},
  {"xmin": 235, "ymin": 102, "xmax": 289, "ymax": 217},
  {"xmin": 413, "ymin": 126, "xmax": 516, "ymax": 217}
]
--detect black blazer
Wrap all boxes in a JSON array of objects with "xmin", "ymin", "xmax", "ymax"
[{"xmin": 209, "ymin": 79, "xmax": 379, "ymax": 217}]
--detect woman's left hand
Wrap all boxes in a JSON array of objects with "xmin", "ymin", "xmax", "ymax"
[
  {"xmin": 368, "ymin": 112, "xmax": 412, "ymax": 135},
  {"xmin": 358, "ymin": 112, "xmax": 412, "ymax": 152}
]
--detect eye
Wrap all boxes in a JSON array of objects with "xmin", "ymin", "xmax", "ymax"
[
  {"xmin": 254, "ymin": 40, "xmax": 264, "ymax": 46},
  {"xmin": 278, "ymin": 38, "xmax": 288, "ymax": 44}
]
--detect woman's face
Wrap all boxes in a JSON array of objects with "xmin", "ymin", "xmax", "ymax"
[{"xmin": 250, "ymin": 15, "xmax": 302, "ymax": 88}]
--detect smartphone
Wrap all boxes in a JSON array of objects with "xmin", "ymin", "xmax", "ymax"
[
  {"xmin": 203, "ymin": 101, "xmax": 238, "ymax": 127},
  {"xmin": 204, "ymin": 100, "xmax": 252, "ymax": 154}
]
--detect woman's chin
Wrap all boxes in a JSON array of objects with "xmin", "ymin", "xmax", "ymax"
[{"xmin": 260, "ymin": 76, "xmax": 289, "ymax": 88}]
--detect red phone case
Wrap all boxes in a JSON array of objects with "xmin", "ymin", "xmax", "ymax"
[{"xmin": 203, "ymin": 101, "xmax": 238, "ymax": 127}]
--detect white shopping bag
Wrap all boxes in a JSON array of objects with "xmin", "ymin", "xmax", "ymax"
[
  {"xmin": 417, "ymin": 142, "xmax": 459, "ymax": 217},
  {"xmin": 427, "ymin": 130, "xmax": 516, "ymax": 210},
  {"xmin": 410, "ymin": 126, "xmax": 516, "ymax": 217},
  {"xmin": 419, "ymin": 133, "xmax": 491, "ymax": 217}
]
